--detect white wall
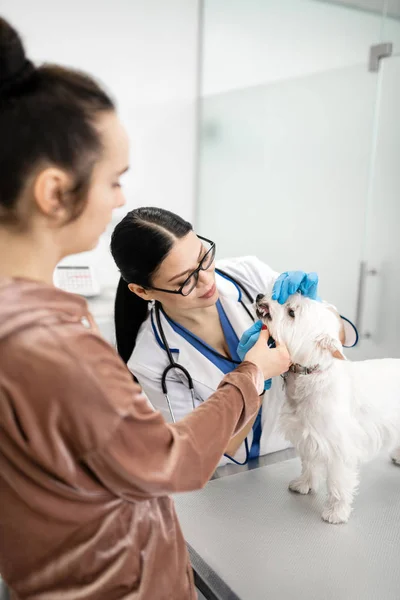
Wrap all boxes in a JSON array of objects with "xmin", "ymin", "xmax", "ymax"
[{"xmin": 1, "ymin": 0, "xmax": 199, "ymax": 287}]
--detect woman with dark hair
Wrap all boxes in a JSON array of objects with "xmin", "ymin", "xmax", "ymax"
[
  {"xmin": 0, "ymin": 18, "xmax": 284, "ymax": 600},
  {"xmin": 111, "ymin": 207, "xmax": 358, "ymax": 465}
]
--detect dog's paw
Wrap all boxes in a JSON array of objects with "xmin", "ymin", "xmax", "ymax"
[
  {"xmin": 321, "ymin": 503, "xmax": 351, "ymax": 525},
  {"xmin": 289, "ymin": 477, "xmax": 311, "ymax": 495}
]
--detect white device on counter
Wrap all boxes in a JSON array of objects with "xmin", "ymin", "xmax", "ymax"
[{"xmin": 53, "ymin": 265, "xmax": 101, "ymax": 297}]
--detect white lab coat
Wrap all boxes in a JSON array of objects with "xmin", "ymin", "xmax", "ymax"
[{"xmin": 128, "ymin": 256, "xmax": 292, "ymax": 466}]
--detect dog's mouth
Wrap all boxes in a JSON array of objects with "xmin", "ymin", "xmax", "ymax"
[{"xmin": 256, "ymin": 302, "xmax": 272, "ymax": 322}]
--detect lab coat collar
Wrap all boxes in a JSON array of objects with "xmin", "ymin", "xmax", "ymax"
[
  {"xmin": 214, "ymin": 268, "xmax": 243, "ymax": 302},
  {"xmin": 216, "ymin": 271, "xmax": 256, "ymax": 342}
]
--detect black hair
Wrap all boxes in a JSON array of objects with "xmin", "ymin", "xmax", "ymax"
[
  {"xmin": 0, "ymin": 17, "xmax": 115, "ymax": 226},
  {"xmin": 110, "ymin": 207, "xmax": 193, "ymax": 363}
]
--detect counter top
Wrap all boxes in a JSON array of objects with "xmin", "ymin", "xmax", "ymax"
[{"xmin": 175, "ymin": 453, "xmax": 400, "ymax": 600}]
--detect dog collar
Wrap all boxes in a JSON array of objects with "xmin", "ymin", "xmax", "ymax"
[{"xmin": 288, "ymin": 363, "xmax": 319, "ymax": 375}]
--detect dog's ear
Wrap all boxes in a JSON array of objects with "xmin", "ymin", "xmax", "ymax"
[{"xmin": 315, "ymin": 334, "xmax": 346, "ymax": 360}]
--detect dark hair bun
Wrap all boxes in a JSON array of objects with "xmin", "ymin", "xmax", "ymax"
[{"xmin": 0, "ymin": 17, "xmax": 35, "ymax": 95}]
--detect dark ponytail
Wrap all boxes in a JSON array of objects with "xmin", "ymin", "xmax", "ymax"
[
  {"xmin": 111, "ymin": 207, "xmax": 192, "ymax": 363},
  {"xmin": 114, "ymin": 278, "xmax": 149, "ymax": 364}
]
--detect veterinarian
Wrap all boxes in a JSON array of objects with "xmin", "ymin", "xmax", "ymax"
[
  {"xmin": 111, "ymin": 207, "xmax": 358, "ymax": 466},
  {"xmin": 0, "ymin": 18, "xmax": 286, "ymax": 600}
]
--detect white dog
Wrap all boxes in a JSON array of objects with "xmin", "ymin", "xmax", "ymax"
[{"xmin": 256, "ymin": 292, "xmax": 400, "ymax": 524}]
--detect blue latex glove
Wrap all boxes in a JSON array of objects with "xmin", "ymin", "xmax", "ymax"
[
  {"xmin": 272, "ymin": 271, "xmax": 319, "ymax": 305},
  {"xmin": 237, "ymin": 321, "xmax": 272, "ymax": 391}
]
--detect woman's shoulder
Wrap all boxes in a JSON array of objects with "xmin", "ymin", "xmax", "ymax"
[{"xmin": 0, "ymin": 310, "xmax": 139, "ymax": 456}]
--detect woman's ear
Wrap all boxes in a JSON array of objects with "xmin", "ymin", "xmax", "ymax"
[
  {"xmin": 128, "ymin": 283, "xmax": 154, "ymax": 301},
  {"xmin": 33, "ymin": 167, "xmax": 72, "ymax": 221}
]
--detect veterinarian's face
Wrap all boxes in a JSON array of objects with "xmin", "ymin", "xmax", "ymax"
[
  {"xmin": 256, "ymin": 293, "xmax": 343, "ymax": 365},
  {"xmin": 149, "ymin": 231, "xmax": 218, "ymax": 311}
]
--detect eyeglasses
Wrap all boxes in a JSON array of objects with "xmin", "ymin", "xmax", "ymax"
[{"xmin": 150, "ymin": 235, "xmax": 216, "ymax": 297}]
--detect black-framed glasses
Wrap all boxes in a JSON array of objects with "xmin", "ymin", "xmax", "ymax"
[{"xmin": 150, "ymin": 235, "xmax": 216, "ymax": 297}]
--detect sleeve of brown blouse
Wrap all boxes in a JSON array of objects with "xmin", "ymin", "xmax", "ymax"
[
  {"xmin": 3, "ymin": 322, "xmax": 261, "ymax": 502},
  {"xmin": 76, "ymin": 333, "xmax": 262, "ymax": 500}
]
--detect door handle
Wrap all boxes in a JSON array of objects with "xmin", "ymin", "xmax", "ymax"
[{"xmin": 355, "ymin": 261, "xmax": 378, "ymax": 339}]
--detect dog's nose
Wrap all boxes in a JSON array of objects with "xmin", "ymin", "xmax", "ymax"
[{"xmin": 256, "ymin": 293, "xmax": 264, "ymax": 303}]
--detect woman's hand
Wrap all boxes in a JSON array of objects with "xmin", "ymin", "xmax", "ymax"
[
  {"xmin": 244, "ymin": 328, "xmax": 291, "ymax": 381},
  {"xmin": 244, "ymin": 329, "xmax": 292, "ymax": 380},
  {"xmin": 238, "ymin": 321, "xmax": 291, "ymax": 388},
  {"xmin": 237, "ymin": 321, "xmax": 272, "ymax": 390}
]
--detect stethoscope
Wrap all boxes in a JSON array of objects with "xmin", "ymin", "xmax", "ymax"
[{"xmin": 153, "ymin": 268, "xmax": 259, "ymax": 465}]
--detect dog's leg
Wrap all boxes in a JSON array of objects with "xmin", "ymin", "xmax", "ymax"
[
  {"xmin": 289, "ymin": 459, "xmax": 323, "ymax": 495},
  {"xmin": 391, "ymin": 446, "xmax": 400, "ymax": 465},
  {"xmin": 322, "ymin": 460, "xmax": 359, "ymax": 524}
]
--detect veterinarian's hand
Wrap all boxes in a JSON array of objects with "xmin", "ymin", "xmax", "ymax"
[
  {"xmin": 243, "ymin": 329, "xmax": 291, "ymax": 384},
  {"xmin": 272, "ymin": 271, "xmax": 319, "ymax": 304}
]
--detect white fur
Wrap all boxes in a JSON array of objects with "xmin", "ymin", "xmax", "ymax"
[{"xmin": 257, "ymin": 293, "xmax": 400, "ymax": 524}]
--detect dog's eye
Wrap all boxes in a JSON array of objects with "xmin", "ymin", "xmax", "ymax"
[{"xmin": 288, "ymin": 308, "xmax": 295, "ymax": 318}]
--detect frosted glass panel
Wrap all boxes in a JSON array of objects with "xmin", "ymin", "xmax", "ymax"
[
  {"xmin": 197, "ymin": 64, "xmax": 378, "ymax": 334},
  {"xmin": 198, "ymin": 0, "xmax": 400, "ymax": 360},
  {"xmin": 356, "ymin": 55, "xmax": 400, "ymax": 358}
]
